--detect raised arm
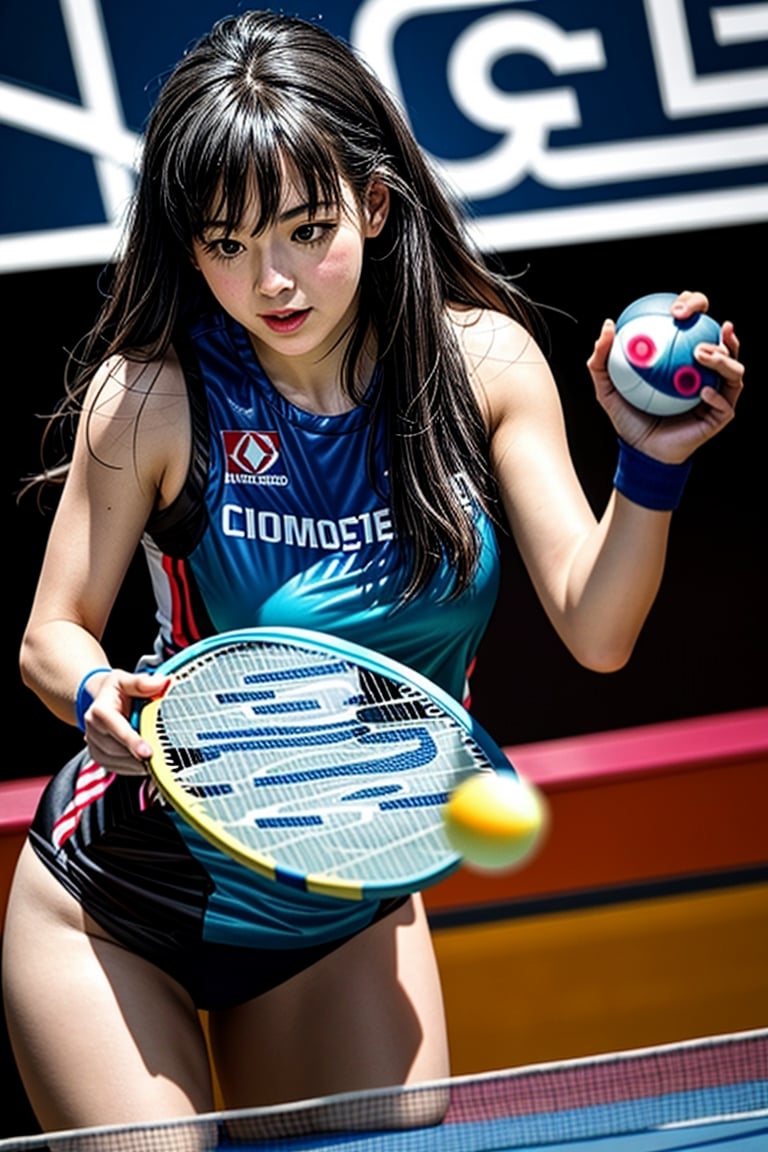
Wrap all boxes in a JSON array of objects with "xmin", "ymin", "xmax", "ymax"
[
  {"xmin": 457, "ymin": 292, "xmax": 743, "ymax": 672},
  {"xmin": 20, "ymin": 353, "xmax": 189, "ymax": 771}
]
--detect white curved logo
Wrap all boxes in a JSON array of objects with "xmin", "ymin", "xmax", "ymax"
[
  {"xmin": 351, "ymin": 0, "xmax": 768, "ymax": 248},
  {"xmin": 1, "ymin": 0, "xmax": 767, "ymax": 271},
  {"xmin": 0, "ymin": 0, "xmax": 139, "ymax": 272}
]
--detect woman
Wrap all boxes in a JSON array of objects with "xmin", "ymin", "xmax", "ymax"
[{"xmin": 2, "ymin": 9, "xmax": 743, "ymax": 1134}]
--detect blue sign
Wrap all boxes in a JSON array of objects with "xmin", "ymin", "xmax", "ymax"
[{"xmin": 1, "ymin": 0, "xmax": 766, "ymax": 271}]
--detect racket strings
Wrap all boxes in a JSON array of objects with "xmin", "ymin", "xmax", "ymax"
[{"xmin": 142, "ymin": 636, "xmax": 499, "ymax": 895}]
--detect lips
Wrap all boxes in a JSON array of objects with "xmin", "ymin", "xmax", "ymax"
[{"xmin": 261, "ymin": 309, "xmax": 311, "ymax": 334}]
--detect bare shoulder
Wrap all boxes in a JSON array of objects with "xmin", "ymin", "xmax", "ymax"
[
  {"xmin": 77, "ymin": 348, "xmax": 190, "ymax": 505},
  {"xmin": 82, "ymin": 350, "xmax": 186, "ymax": 432},
  {"xmin": 447, "ymin": 304, "xmax": 556, "ymax": 430}
]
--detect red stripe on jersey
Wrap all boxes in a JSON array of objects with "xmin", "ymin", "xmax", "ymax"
[
  {"xmin": 463, "ymin": 657, "xmax": 477, "ymax": 711},
  {"xmin": 162, "ymin": 555, "xmax": 203, "ymax": 651}
]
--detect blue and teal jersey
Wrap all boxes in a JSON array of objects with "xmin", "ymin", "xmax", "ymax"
[{"xmin": 143, "ymin": 309, "xmax": 500, "ymax": 704}]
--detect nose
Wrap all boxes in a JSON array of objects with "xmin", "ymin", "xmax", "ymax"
[{"xmin": 255, "ymin": 245, "xmax": 294, "ymax": 298}]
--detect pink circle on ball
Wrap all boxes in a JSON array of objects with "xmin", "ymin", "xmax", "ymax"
[
  {"xmin": 626, "ymin": 334, "xmax": 657, "ymax": 366},
  {"xmin": 672, "ymin": 365, "xmax": 702, "ymax": 396}
]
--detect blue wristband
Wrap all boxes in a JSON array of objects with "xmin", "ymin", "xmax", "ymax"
[
  {"xmin": 613, "ymin": 438, "xmax": 692, "ymax": 511},
  {"xmin": 75, "ymin": 667, "xmax": 112, "ymax": 732}
]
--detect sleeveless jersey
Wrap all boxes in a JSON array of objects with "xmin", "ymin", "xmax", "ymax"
[{"xmin": 143, "ymin": 310, "xmax": 500, "ymax": 702}]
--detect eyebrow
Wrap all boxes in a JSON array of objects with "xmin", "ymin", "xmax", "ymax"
[
  {"xmin": 279, "ymin": 201, "xmax": 336, "ymax": 223},
  {"xmin": 201, "ymin": 200, "xmax": 338, "ymax": 234}
]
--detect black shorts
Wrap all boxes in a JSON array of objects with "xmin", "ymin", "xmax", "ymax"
[
  {"xmin": 78, "ymin": 892, "xmax": 408, "ymax": 1011},
  {"xmin": 29, "ymin": 754, "xmax": 408, "ymax": 1010}
]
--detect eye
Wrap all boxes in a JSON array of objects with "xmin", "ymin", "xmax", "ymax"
[
  {"xmin": 202, "ymin": 236, "xmax": 244, "ymax": 260},
  {"xmin": 292, "ymin": 221, "xmax": 335, "ymax": 245}
]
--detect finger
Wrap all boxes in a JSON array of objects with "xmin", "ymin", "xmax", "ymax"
[
  {"xmin": 671, "ymin": 290, "xmax": 710, "ymax": 319},
  {"xmin": 88, "ymin": 749, "xmax": 148, "ymax": 777},
  {"xmin": 587, "ymin": 318, "xmax": 615, "ymax": 374},
  {"xmin": 720, "ymin": 319, "xmax": 740, "ymax": 359},
  {"xmin": 86, "ymin": 699, "xmax": 154, "ymax": 762},
  {"xmin": 83, "ymin": 727, "xmax": 150, "ymax": 774},
  {"xmin": 695, "ymin": 348, "xmax": 744, "ymax": 419},
  {"xmin": 696, "ymin": 338, "xmax": 743, "ymax": 381},
  {"xmin": 133, "ymin": 672, "xmax": 172, "ymax": 699}
]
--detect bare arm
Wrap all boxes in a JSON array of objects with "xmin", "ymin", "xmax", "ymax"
[
  {"xmin": 20, "ymin": 353, "xmax": 190, "ymax": 770},
  {"xmin": 455, "ymin": 292, "xmax": 744, "ymax": 672}
]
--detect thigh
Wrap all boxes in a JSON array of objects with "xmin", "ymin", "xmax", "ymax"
[
  {"xmin": 2, "ymin": 842, "xmax": 215, "ymax": 1131},
  {"xmin": 208, "ymin": 894, "xmax": 449, "ymax": 1112}
]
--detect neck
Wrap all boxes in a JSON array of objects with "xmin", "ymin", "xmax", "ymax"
[{"xmin": 250, "ymin": 328, "xmax": 377, "ymax": 417}]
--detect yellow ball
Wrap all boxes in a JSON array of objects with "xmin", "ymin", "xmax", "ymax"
[{"xmin": 442, "ymin": 771, "xmax": 547, "ymax": 872}]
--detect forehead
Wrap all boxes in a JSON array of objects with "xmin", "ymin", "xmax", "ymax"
[{"xmin": 208, "ymin": 161, "xmax": 358, "ymax": 232}]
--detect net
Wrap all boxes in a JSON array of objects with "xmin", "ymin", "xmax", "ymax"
[{"xmin": 2, "ymin": 1029, "xmax": 765, "ymax": 1152}]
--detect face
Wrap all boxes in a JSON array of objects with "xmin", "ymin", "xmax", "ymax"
[{"xmin": 191, "ymin": 171, "xmax": 389, "ymax": 376}]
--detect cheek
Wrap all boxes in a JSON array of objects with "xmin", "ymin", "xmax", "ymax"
[
  {"xmin": 199, "ymin": 266, "xmax": 247, "ymax": 305},
  {"xmin": 315, "ymin": 238, "xmax": 364, "ymax": 294}
]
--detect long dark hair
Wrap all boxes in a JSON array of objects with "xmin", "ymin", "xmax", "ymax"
[{"xmin": 42, "ymin": 10, "xmax": 538, "ymax": 596}]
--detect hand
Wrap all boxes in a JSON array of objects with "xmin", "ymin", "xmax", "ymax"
[
  {"xmin": 588, "ymin": 290, "xmax": 744, "ymax": 463},
  {"xmin": 81, "ymin": 669, "xmax": 170, "ymax": 775}
]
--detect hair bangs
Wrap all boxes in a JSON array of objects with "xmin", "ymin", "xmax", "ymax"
[{"xmin": 164, "ymin": 92, "xmax": 347, "ymax": 248}]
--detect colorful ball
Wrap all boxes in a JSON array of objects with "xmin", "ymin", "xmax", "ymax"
[
  {"xmin": 608, "ymin": 292, "xmax": 721, "ymax": 416},
  {"xmin": 442, "ymin": 770, "xmax": 548, "ymax": 872}
]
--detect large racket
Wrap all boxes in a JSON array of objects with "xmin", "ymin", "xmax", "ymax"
[{"xmin": 136, "ymin": 627, "xmax": 516, "ymax": 900}]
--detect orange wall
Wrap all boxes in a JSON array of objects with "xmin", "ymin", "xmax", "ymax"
[
  {"xmin": 427, "ymin": 708, "xmax": 768, "ymax": 915},
  {"xmin": 434, "ymin": 881, "xmax": 768, "ymax": 1073}
]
